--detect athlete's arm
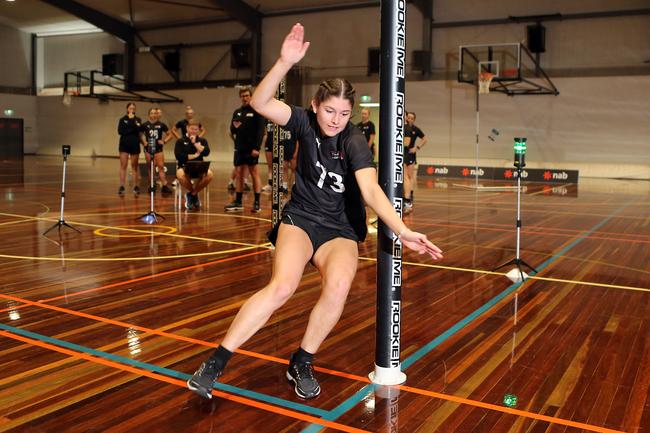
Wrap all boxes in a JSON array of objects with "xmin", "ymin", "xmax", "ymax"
[
  {"xmin": 417, "ymin": 135, "xmax": 428, "ymax": 150},
  {"xmin": 250, "ymin": 23, "xmax": 310, "ymax": 126},
  {"xmin": 355, "ymin": 167, "xmax": 443, "ymax": 259}
]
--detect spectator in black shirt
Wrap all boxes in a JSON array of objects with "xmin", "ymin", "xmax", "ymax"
[
  {"xmin": 188, "ymin": 23, "xmax": 443, "ymax": 402},
  {"xmin": 172, "ymin": 106, "xmax": 205, "ymax": 139},
  {"xmin": 140, "ymin": 107, "xmax": 173, "ymax": 194},
  {"xmin": 174, "ymin": 120, "xmax": 213, "ymax": 210},
  {"xmin": 225, "ymin": 87, "xmax": 265, "ymax": 213},
  {"xmin": 356, "ymin": 107, "xmax": 376, "ymax": 161},
  {"xmin": 403, "ymin": 111, "xmax": 427, "ymax": 214},
  {"xmin": 117, "ymin": 102, "xmax": 142, "ymax": 195}
]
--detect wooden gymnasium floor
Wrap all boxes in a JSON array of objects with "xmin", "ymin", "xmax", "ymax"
[{"xmin": 0, "ymin": 155, "xmax": 648, "ymax": 433}]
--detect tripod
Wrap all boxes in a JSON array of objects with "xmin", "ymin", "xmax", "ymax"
[
  {"xmin": 493, "ymin": 165, "xmax": 537, "ymax": 282},
  {"xmin": 137, "ymin": 140, "xmax": 164, "ymax": 224},
  {"xmin": 44, "ymin": 145, "xmax": 80, "ymax": 236}
]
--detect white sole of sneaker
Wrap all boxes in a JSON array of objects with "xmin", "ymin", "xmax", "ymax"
[
  {"xmin": 285, "ymin": 371, "xmax": 321, "ymax": 399},
  {"xmin": 187, "ymin": 379, "xmax": 213, "ymax": 399}
]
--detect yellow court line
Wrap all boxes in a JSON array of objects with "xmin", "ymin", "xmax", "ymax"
[
  {"xmin": 0, "ymin": 212, "xmax": 267, "ymax": 249},
  {"xmin": 358, "ymin": 257, "xmax": 650, "ymax": 293},
  {"xmin": 63, "ymin": 211, "xmax": 273, "ymax": 223},
  {"xmin": 0, "ymin": 244, "xmax": 272, "ymax": 261},
  {"xmin": 94, "ymin": 224, "xmax": 177, "ymax": 238},
  {"xmin": 0, "ymin": 219, "xmax": 33, "ymax": 227}
]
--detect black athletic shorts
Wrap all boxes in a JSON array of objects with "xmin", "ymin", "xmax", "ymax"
[
  {"xmin": 119, "ymin": 142, "xmax": 141, "ymax": 155},
  {"xmin": 268, "ymin": 212, "xmax": 358, "ymax": 256},
  {"xmin": 234, "ymin": 150, "xmax": 259, "ymax": 166},
  {"xmin": 405, "ymin": 151, "xmax": 417, "ymax": 166}
]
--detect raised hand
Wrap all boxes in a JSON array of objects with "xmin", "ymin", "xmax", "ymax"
[
  {"xmin": 399, "ymin": 229, "xmax": 443, "ymax": 260},
  {"xmin": 280, "ymin": 23, "xmax": 310, "ymax": 65}
]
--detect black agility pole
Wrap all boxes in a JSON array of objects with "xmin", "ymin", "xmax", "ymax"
[
  {"xmin": 271, "ymin": 78, "xmax": 287, "ymax": 227},
  {"xmin": 371, "ymin": 0, "xmax": 407, "ymax": 385}
]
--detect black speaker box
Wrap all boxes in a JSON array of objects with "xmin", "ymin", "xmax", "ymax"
[
  {"xmin": 367, "ymin": 47, "xmax": 380, "ymax": 75},
  {"xmin": 231, "ymin": 43, "xmax": 251, "ymax": 68},
  {"xmin": 527, "ymin": 25, "xmax": 546, "ymax": 53},
  {"xmin": 102, "ymin": 53, "xmax": 123, "ymax": 76},
  {"xmin": 164, "ymin": 52, "xmax": 180, "ymax": 72}
]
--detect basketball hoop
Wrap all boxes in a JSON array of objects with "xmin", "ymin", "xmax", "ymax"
[{"xmin": 478, "ymin": 72, "xmax": 495, "ymax": 94}]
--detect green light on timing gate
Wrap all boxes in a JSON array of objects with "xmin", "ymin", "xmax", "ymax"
[
  {"xmin": 503, "ymin": 394, "xmax": 518, "ymax": 408},
  {"xmin": 3, "ymin": 109, "xmax": 14, "ymax": 116},
  {"xmin": 514, "ymin": 138, "xmax": 527, "ymax": 155},
  {"xmin": 360, "ymin": 95, "xmax": 372, "ymax": 103}
]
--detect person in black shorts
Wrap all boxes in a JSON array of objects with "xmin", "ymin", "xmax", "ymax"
[
  {"xmin": 117, "ymin": 103, "xmax": 142, "ymax": 195},
  {"xmin": 356, "ymin": 107, "xmax": 376, "ymax": 161},
  {"xmin": 262, "ymin": 120, "xmax": 297, "ymax": 194},
  {"xmin": 225, "ymin": 87, "xmax": 265, "ymax": 213},
  {"xmin": 140, "ymin": 107, "xmax": 173, "ymax": 194},
  {"xmin": 172, "ymin": 105, "xmax": 205, "ymax": 139},
  {"xmin": 187, "ymin": 24, "xmax": 443, "ymax": 401},
  {"xmin": 403, "ymin": 111, "xmax": 427, "ymax": 214},
  {"xmin": 175, "ymin": 120, "xmax": 213, "ymax": 210}
]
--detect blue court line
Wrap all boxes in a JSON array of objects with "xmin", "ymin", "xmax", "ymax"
[
  {"xmin": 0, "ymin": 323, "xmax": 329, "ymax": 418},
  {"xmin": 301, "ymin": 204, "xmax": 627, "ymax": 432}
]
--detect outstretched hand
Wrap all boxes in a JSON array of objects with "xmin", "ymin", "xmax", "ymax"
[
  {"xmin": 280, "ymin": 23, "xmax": 310, "ymax": 65},
  {"xmin": 399, "ymin": 229, "xmax": 443, "ymax": 260}
]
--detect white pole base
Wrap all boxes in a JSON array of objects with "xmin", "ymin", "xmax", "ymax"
[
  {"xmin": 369, "ymin": 364, "xmax": 406, "ymax": 386},
  {"xmin": 505, "ymin": 268, "xmax": 528, "ymax": 283}
]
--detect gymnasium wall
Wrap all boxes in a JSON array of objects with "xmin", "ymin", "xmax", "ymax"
[
  {"xmin": 0, "ymin": 2, "xmax": 648, "ymax": 178},
  {"xmin": 42, "ymin": 33, "xmax": 123, "ymax": 88},
  {"xmin": 0, "ymin": 22, "xmax": 31, "ymax": 89}
]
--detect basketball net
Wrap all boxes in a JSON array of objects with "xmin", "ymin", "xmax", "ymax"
[{"xmin": 478, "ymin": 72, "xmax": 495, "ymax": 94}]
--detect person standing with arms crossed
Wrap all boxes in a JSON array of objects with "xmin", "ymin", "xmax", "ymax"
[{"xmin": 187, "ymin": 23, "xmax": 443, "ymax": 401}]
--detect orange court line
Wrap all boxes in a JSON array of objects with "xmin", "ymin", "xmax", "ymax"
[
  {"xmin": 0, "ymin": 291, "xmax": 629, "ymax": 433},
  {"xmin": 0, "ymin": 291, "xmax": 370, "ymax": 383},
  {"xmin": 397, "ymin": 384, "xmax": 624, "ymax": 433},
  {"xmin": 420, "ymin": 217, "xmax": 650, "ymax": 240},
  {"xmin": 0, "ymin": 330, "xmax": 370, "ymax": 433},
  {"xmin": 0, "ymin": 249, "xmax": 270, "ymax": 315},
  {"xmin": 418, "ymin": 221, "xmax": 650, "ymax": 245}
]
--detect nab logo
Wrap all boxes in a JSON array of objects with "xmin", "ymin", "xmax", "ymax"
[
  {"xmin": 553, "ymin": 171, "xmax": 569, "ymax": 180},
  {"xmin": 513, "ymin": 170, "xmax": 528, "ymax": 179},
  {"xmin": 434, "ymin": 167, "xmax": 448, "ymax": 174}
]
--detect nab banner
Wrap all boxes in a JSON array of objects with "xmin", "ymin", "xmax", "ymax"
[{"xmin": 418, "ymin": 164, "xmax": 579, "ymax": 184}]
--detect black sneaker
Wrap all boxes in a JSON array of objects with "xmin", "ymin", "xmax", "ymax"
[
  {"xmin": 133, "ymin": 185, "xmax": 140, "ymax": 195},
  {"xmin": 227, "ymin": 182, "xmax": 235, "ymax": 192},
  {"xmin": 286, "ymin": 361, "xmax": 321, "ymax": 399},
  {"xmin": 192, "ymin": 194, "xmax": 201, "ymax": 209},
  {"xmin": 161, "ymin": 184, "xmax": 173, "ymax": 194},
  {"xmin": 279, "ymin": 186, "xmax": 289, "ymax": 195},
  {"xmin": 185, "ymin": 192, "xmax": 194, "ymax": 210},
  {"xmin": 118, "ymin": 185, "xmax": 125, "ymax": 195},
  {"xmin": 251, "ymin": 202, "xmax": 261, "ymax": 214},
  {"xmin": 187, "ymin": 358, "xmax": 222, "ymax": 399},
  {"xmin": 224, "ymin": 201, "xmax": 243, "ymax": 212}
]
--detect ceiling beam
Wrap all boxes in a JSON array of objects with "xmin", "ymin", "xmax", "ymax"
[
  {"xmin": 208, "ymin": 0, "xmax": 261, "ymax": 31},
  {"xmin": 40, "ymin": 0, "xmax": 134, "ymax": 42}
]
